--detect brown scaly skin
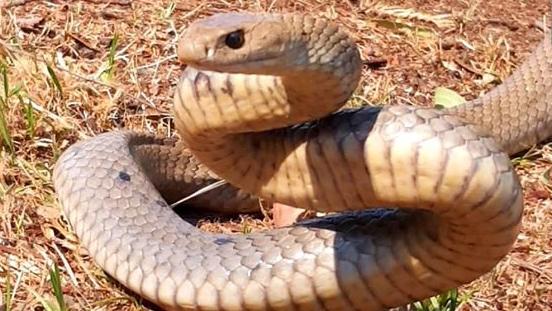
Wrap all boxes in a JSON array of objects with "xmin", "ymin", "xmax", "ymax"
[{"xmin": 53, "ymin": 12, "xmax": 552, "ymax": 311}]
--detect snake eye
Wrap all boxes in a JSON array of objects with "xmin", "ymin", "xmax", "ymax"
[{"xmin": 224, "ymin": 30, "xmax": 245, "ymax": 49}]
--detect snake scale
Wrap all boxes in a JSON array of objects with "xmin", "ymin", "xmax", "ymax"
[{"xmin": 52, "ymin": 12, "xmax": 552, "ymax": 311}]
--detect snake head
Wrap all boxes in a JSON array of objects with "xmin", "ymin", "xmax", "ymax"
[{"xmin": 177, "ymin": 12, "xmax": 304, "ymax": 74}]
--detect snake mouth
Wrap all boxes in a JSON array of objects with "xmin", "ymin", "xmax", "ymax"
[{"xmin": 180, "ymin": 53, "xmax": 288, "ymax": 76}]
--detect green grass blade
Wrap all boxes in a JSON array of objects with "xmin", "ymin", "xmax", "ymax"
[
  {"xmin": 8, "ymin": 84, "xmax": 21, "ymax": 97},
  {"xmin": 0, "ymin": 100, "xmax": 13, "ymax": 154},
  {"xmin": 2, "ymin": 63, "xmax": 8, "ymax": 100},
  {"xmin": 4, "ymin": 270, "xmax": 12, "ymax": 311},
  {"xmin": 0, "ymin": 65, "xmax": 14, "ymax": 154},
  {"xmin": 45, "ymin": 63, "xmax": 63, "ymax": 98},
  {"xmin": 19, "ymin": 94, "xmax": 35, "ymax": 138},
  {"xmin": 28, "ymin": 287, "xmax": 61, "ymax": 311},
  {"xmin": 49, "ymin": 263, "xmax": 67, "ymax": 311},
  {"xmin": 102, "ymin": 33, "xmax": 119, "ymax": 81},
  {"xmin": 409, "ymin": 289, "xmax": 461, "ymax": 311}
]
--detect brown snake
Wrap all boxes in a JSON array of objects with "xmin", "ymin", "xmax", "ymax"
[{"xmin": 53, "ymin": 12, "xmax": 552, "ymax": 311}]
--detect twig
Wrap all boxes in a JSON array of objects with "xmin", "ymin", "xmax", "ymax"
[
  {"xmin": 453, "ymin": 58, "xmax": 485, "ymax": 76},
  {"xmin": 170, "ymin": 180, "xmax": 228, "ymax": 208},
  {"xmin": 1, "ymin": 0, "xmax": 32, "ymax": 8},
  {"xmin": 134, "ymin": 54, "xmax": 177, "ymax": 70}
]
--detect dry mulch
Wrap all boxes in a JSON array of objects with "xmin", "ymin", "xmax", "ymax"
[{"xmin": 0, "ymin": 1, "xmax": 550, "ymax": 310}]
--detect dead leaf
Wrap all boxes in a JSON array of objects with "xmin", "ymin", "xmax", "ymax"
[
  {"xmin": 67, "ymin": 33, "xmax": 100, "ymax": 53},
  {"xmin": 434, "ymin": 87, "xmax": 466, "ymax": 109},
  {"xmin": 36, "ymin": 205, "xmax": 61, "ymax": 220},
  {"xmin": 372, "ymin": 19, "xmax": 436, "ymax": 40},
  {"xmin": 475, "ymin": 72, "xmax": 499, "ymax": 86},
  {"xmin": 441, "ymin": 60, "xmax": 461, "ymax": 74},
  {"xmin": 16, "ymin": 16, "xmax": 44, "ymax": 32}
]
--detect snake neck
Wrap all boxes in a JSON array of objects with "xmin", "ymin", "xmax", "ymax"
[
  {"xmin": 173, "ymin": 59, "xmax": 361, "ymax": 206},
  {"xmin": 175, "ymin": 66, "xmax": 358, "ymax": 135},
  {"xmin": 173, "ymin": 12, "xmax": 366, "ymax": 205}
]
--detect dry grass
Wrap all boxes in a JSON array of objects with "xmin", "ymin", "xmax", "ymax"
[{"xmin": 0, "ymin": 0, "xmax": 550, "ymax": 310}]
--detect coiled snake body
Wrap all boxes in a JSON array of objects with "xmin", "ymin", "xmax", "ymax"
[{"xmin": 53, "ymin": 13, "xmax": 552, "ymax": 311}]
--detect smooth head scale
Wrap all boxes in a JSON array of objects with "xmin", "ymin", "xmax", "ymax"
[
  {"xmin": 174, "ymin": 12, "xmax": 363, "ymax": 138},
  {"xmin": 177, "ymin": 13, "xmax": 301, "ymax": 74}
]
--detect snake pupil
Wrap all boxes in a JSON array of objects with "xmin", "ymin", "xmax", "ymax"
[{"xmin": 225, "ymin": 30, "xmax": 245, "ymax": 49}]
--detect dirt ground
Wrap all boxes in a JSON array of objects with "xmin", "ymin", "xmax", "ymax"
[{"xmin": 0, "ymin": 0, "xmax": 550, "ymax": 310}]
